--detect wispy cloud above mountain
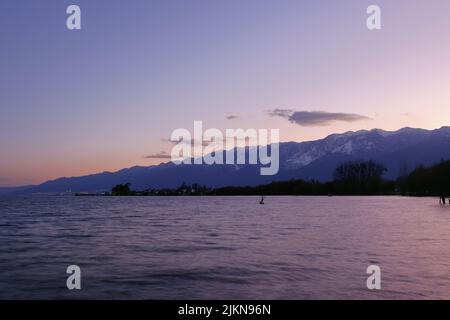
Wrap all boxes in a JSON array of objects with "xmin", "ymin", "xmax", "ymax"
[
  {"xmin": 268, "ymin": 109, "xmax": 371, "ymax": 126},
  {"xmin": 144, "ymin": 151, "xmax": 172, "ymax": 159},
  {"xmin": 164, "ymin": 138, "xmax": 211, "ymax": 147},
  {"xmin": 226, "ymin": 114, "xmax": 239, "ymax": 120}
]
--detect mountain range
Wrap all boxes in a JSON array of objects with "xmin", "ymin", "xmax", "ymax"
[{"xmin": 5, "ymin": 126, "xmax": 450, "ymax": 194}]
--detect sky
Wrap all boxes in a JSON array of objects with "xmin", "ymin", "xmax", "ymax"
[{"xmin": 1, "ymin": 0, "xmax": 450, "ymax": 186}]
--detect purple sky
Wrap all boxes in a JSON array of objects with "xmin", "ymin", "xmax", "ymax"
[{"xmin": 1, "ymin": 0, "xmax": 450, "ymax": 186}]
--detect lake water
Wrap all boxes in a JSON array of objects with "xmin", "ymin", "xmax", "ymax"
[{"xmin": 0, "ymin": 195, "xmax": 449, "ymax": 299}]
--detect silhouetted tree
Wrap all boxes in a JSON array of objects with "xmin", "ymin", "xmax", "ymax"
[
  {"xmin": 111, "ymin": 183, "xmax": 132, "ymax": 196},
  {"xmin": 333, "ymin": 160, "xmax": 387, "ymax": 194},
  {"xmin": 402, "ymin": 161, "xmax": 450, "ymax": 196}
]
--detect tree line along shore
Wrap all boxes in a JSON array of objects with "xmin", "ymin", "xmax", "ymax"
[{"xmin": 76, "ymin": 160, "xmax": 450, "ymax": 198}]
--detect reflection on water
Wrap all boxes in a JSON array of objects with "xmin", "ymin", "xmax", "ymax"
[{"xmin": 0, "ymin": 195, "xmax": 449, "ymax": 299}]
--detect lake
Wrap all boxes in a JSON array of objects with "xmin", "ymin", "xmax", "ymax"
[{"xmin": 0, "ymin": 195, "xmax": 449, "ymax": 299}]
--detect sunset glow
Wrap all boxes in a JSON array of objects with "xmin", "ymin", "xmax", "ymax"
[{"xmin": 2, "ymin": 0, "xmax": 450, "ymax": 186}]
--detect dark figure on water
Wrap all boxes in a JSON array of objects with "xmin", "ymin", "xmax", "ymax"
[{"xmin": 440, "ymin": 194, "xmax": 446, "ymax": 205}]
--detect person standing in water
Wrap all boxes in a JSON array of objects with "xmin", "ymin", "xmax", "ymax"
[{"xmin": 440, "ymin": 194, "xmax": 446, "ymax": 205}]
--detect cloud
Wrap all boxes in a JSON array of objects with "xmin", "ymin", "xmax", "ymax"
[
  {"xmin": 226, "ymin": 114, "xmax": 238, "ymax": 120},
  {"xmin": 144, "ymin": 151, "xmax": 172, "ymax": 159},
  {"xmin": 268, "ymin": 109, "xmax": 371, "ymax": 126},
  {"xmin": 164, "ymin": 138, "xmax": 211, "ymax": 147},
  {"xmin": 267, "ymin": 108, "xmax": 294, "ymax": 118}
]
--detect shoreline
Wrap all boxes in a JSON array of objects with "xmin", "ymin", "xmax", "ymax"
[{"xmin": 73, "ymin": 193, "xmax": 443, "ymax": 198}]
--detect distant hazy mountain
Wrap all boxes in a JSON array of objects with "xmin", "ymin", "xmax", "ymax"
[
  {"xmin": 0, "ymin": 186, "xmax": 35, "ymax": 196},
  {"xmin": 14, "ymin": 126, "xmax": 450, "ymax": 194}
]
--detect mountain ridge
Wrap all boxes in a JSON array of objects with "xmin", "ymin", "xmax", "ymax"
[{"xmin": 6, "ymin": 126, "xmax": 450, "ymax": 194}]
